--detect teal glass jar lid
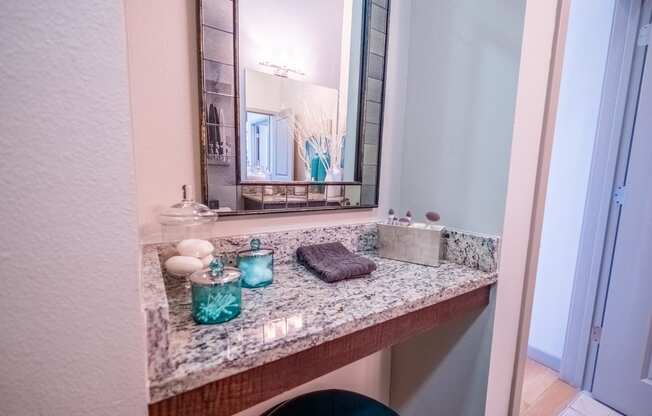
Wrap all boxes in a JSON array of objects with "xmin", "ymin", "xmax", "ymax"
[
  {"xmin": 237, "ymin": 238, "xmax": 274, "ymax": 258},
  {"xmin": 189, "ymin": 259, "xmax": 241, "ymax": 287}
]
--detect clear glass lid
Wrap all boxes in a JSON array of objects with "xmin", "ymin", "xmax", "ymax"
[{"xmin": 159, "ymin": 185, "xmax": 219, "ymax": 226}]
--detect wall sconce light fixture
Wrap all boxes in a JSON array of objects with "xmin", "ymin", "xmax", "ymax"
[{"xmin": 259, "ymin": 61, "xmax": 306, "ymax": 78}]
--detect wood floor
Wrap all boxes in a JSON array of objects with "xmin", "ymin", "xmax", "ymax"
[{"xmin": 520, "ymin": 359, "xmax": 578, "ymax": 416}]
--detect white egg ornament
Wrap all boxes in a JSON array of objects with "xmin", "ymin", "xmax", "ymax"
[
  {"xmin": 165, "ymin": 256, "xmax": 204, "ymax": 277},
  {"xmin": 176, "ymin": 239, "xmax": 214, "ymax": 258}
]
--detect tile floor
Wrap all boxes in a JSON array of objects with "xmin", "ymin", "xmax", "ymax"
[{"xmin": 559, "ymin": 393, "xmax": 623, "ymax": 416}]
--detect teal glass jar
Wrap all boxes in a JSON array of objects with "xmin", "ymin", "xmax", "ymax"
[
  {"xmin": 189, "ymin": 258, "xmax": 242, "ymax": 324},
  {"xmin": 237, "ymin": 239, "xmax": 274, "ymax": 288}
]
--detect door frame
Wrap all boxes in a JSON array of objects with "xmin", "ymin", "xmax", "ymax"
[
  {"xmin": 560, "ymin": 0, "xmax": 650, "ymax": 389},
  {"xmin": 485, "ymin": 0, "xmax": 571, "ymax": 414}
]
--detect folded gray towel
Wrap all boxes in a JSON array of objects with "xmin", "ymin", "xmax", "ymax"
[{"xmin": 296, "ymin": 242, "xmax": 377, "ymax": 283}]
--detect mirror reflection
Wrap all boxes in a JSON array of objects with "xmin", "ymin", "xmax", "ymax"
[
  {"xmin": 239, "ymin": 0, "xmax": 365, "ymax": 183},
  {"xmin": 199, "ymin": 0, "xmax": 388, "ymax": 214}
]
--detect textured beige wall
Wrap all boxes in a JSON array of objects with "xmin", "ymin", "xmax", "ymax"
[
  {"xmin": 0, "ymin": 0, "xmax": 147, "ymax": 414},
  {"xmin": 124, "ymin": 0, "xmax": 203, "ymax": 238}
]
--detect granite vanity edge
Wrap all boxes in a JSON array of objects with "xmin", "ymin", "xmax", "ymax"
[
  {"xmin": 141, "ymin": 245, "xmax": 172, "ymax": 379},
  {"xmin": 148, "ymin": 272, "xmax": 497, "ymax": 403},
  {"xmin": 142, "ymin": 245, "xmax": 168, "ymax": 308},
  {"xmin": 442, "ymin": 228, "xmax": 501, "ymax": 273}
]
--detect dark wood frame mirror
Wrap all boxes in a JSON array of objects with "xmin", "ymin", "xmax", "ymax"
[{"xmin": 197, "ymin": 0, "xmax": 390, "ymax": 216}]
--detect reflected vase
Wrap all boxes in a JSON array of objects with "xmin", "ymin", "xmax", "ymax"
[
  {"xmin": 326, "ymin": 166, "xmax": 343, "ymax": 199},
  {"xmin": 310, "ymin": 154, "xmax": 329, "ymax": 182}
]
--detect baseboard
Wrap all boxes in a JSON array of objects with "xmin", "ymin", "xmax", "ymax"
[{"xmin": 528, "ymin": 345, "xmax": 561, "ymax": 372}]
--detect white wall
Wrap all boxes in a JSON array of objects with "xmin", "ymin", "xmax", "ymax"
[
  {"xmin": 398, "ymin": 0, "xmax": 525, "ymax": 235},
  {"xmin": 240, "ymin": 0, "xmax": 344, "ymax": 89},
  {"xmin": 0, "ymin": 1, "xmax": 148, "ymax": 415},
  {"xmin": 528, "ymin": 0, "xmax": 615, "ymax": 366}
]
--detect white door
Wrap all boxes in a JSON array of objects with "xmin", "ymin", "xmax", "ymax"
[
  {"xmin": 271, "ymin": 109, "xmax": 294, "ymax": 181},
  {"xmin": 591, "ymin": 20, "xmax": 652, "ymax": 415}
]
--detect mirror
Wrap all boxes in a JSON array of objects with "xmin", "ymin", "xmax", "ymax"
[
  {"xmin": 198, "ymin": 0, "xmax": 389, "ymax": 215},
  {"xmin": 242, "ymin": 70, "xmax": 354, "ymax": 183}
]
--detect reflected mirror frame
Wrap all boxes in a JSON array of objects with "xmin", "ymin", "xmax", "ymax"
[{"xmin": 197, "ymin": 0, "xmax": 390, "ymax": 215}]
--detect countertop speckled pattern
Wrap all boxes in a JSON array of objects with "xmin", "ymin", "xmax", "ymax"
[{"xmin": 148, "ymin": 254, "xmax": 497, "ymax": 402}]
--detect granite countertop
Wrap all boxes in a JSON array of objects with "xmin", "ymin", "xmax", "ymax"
[{"xmin": 148, "ymin": 253, "xmax": 497, "ymax": 403}]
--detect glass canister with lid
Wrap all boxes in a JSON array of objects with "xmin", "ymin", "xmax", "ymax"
[
  {"xmin": 158, "ymin": 185, "xmax": 218, "ymax": 226},
  {"xmin": 189, "ymin": 258, "xmax": 242, "ymax": 324},
  {"xmin": 237, "ymin": 238, "xmax": 274, "ymax": 288}
]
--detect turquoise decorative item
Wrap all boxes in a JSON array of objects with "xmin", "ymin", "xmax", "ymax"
[
  {"xmin": 189, "ymin": 258, "xmax": 242, "ymax": 324},
  {"xmin": 237, "ymin": 238, "xmax": 274, "ymax": 288},
  {"xmin": 310, "ymin": 153, "xmax": 329, "ymax": 182}
]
